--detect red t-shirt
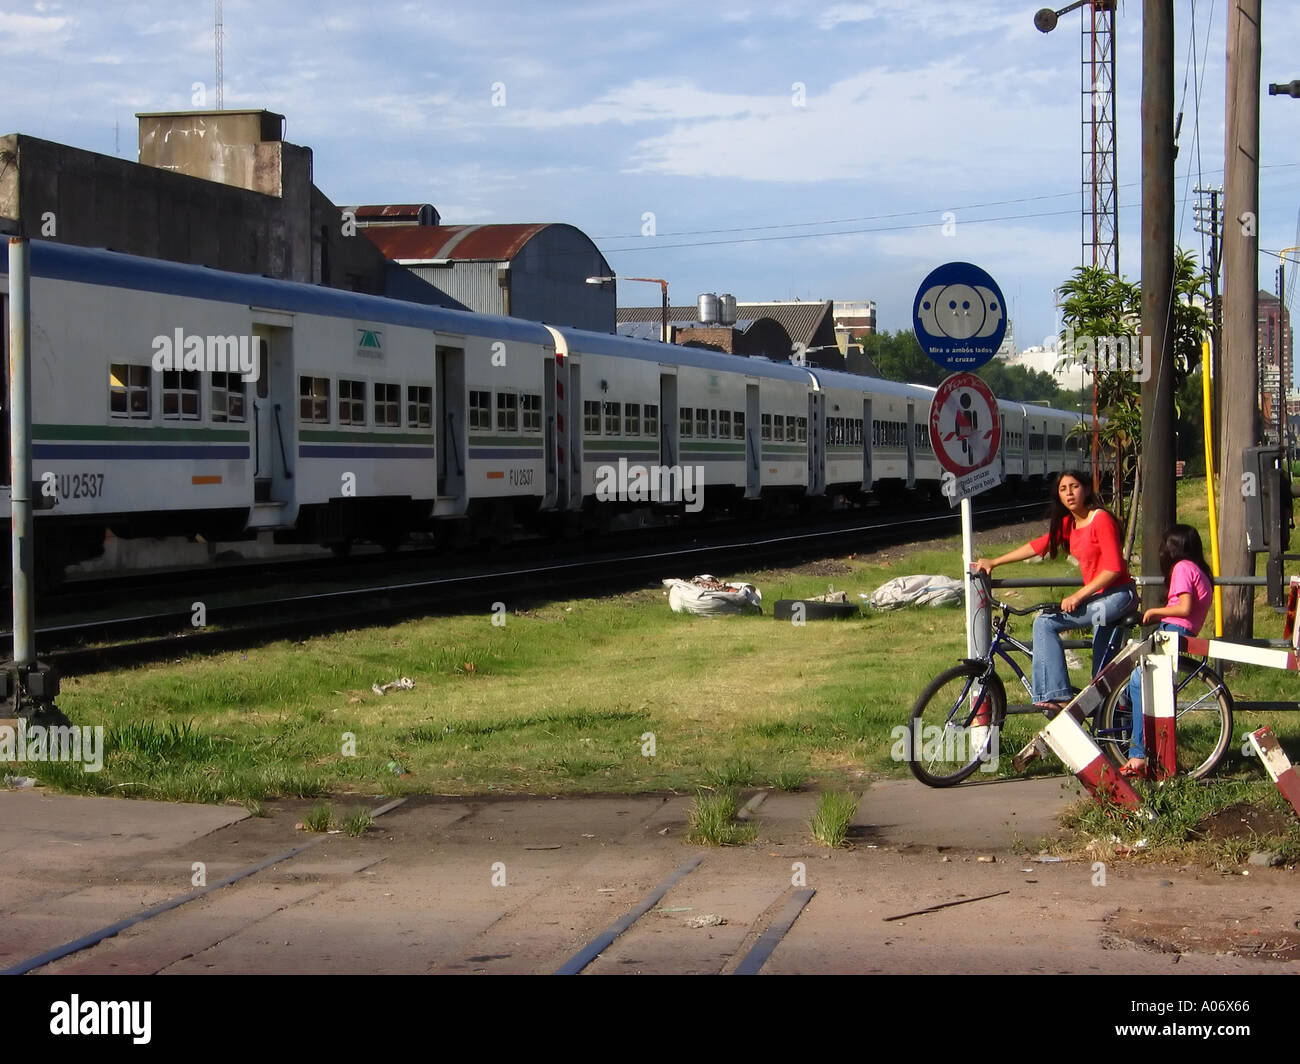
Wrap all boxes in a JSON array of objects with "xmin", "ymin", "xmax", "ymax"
[{"xmin": 1029, "ymin": 511, "xmax": 1133, "ymax": 590}]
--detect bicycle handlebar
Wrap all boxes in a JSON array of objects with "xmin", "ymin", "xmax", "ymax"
[{"xmin": 998, "ymin": 601, "xmax": 1063, "ymax": 617}]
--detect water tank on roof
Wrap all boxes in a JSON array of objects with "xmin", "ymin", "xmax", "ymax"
[
  {"xmin": 698, "ymin": 293, "xmax": 719, "ymax": 325},
  {"xmin": 718, "ymin": 293, "xmax": 737, "ymax": 326}
]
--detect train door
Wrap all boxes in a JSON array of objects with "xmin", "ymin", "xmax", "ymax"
[
  {"xmin": 807, "ymin": 391, "xmax": 825, "ymax": 495},
  {"xmin": 543, "ymin": 355, "xmax": 558, "ymax": 509},
  {"xmin": 861, "ymin": 396, "xmax": 873, "ymax": 492},
  {"xmin": 436, "ymin": 345, "xmax": 466, "ymax": 506},
  {"xmin": 905, "ymin": 401, "xmax": 917, "ymax": 489},
  {"xmin": 568, "ymin": 361, "xmax": 584, "ymax": 506},
  {"xmin": 0, "ymin": 288, "xmax": 8, "ymax": 486},
  {"xmin": 660, "ymin": 369, "xmax": 679, "ymax": 471},
  {"xmin": 999, "ymin": 412, "xmax": 1007, "ymax": 482},
  {"xmin": 745, "ymin": 381, "xmax": 760, "ymax": 498},
  {"xmin": 252, "ymin": 324, "xmax": 294, "ymax": 509}
]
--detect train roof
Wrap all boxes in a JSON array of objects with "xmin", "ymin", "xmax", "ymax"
[
  {"xmin": 550, "ymin": 325, "xmax": 817, "ymax": 384},
  {"xmin": 5, "ymin": 240, "xmax": 556, "ymax": 347},
  {"xmin": 806, "ymin": 366, "xmax": 933, "ymax": 400}
]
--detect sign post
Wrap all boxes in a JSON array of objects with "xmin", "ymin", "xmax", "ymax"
[{"xmin": 912, "ymin": 262, "xmax": 1007, "ymax": 661}]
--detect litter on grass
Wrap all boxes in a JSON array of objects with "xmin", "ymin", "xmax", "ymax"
[
  {"xmin": 663, "ymin": 575, "xmax": 762, "ymax": 616},
  {"xmin": 373, "ymin": 676, "xmax": 415, "ymax": 696},
  {"xmin": 867, "ymin": 575, "xmax": 964, "ymax": 609}
]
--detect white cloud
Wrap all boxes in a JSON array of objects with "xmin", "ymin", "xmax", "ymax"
[{"xmin": 0, "ymin": 10, "xmax": 70, "ymax": 54}]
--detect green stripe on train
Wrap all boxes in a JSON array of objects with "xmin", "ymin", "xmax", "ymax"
[
  {"xmin": 300, "ymin": 429, "xmax": 433, "ymax": 445},
  {"xmin": 34, "ymin": 424, "xmax": 249, "ymax": 442}
]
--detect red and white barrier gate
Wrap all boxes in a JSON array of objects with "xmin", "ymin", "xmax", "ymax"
[{"xmin": 1247, "ymin": 726, "xmax": 1300, "ymax": 819}]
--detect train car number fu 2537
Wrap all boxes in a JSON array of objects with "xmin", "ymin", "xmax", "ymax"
[
  {"xmin": 43, "ymin": 472, "xmax": 106, "ymax": 500},
  {"xmin": 508, "ymin": 469, "xmax": 534, "ymax": 487}
]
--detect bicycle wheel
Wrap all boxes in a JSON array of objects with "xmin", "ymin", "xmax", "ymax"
[
  {"xmin": 907, "ymin": 664, "xmax": 1007, "ymax": 787},
  {"xmin": 1095, "ymin": 656, "xmax": 1233, "ymax": 780}
]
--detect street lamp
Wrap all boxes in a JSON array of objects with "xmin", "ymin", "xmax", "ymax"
[{"xmin": 587, "ymin": 275, "xmax": 670, "ymax": 342}]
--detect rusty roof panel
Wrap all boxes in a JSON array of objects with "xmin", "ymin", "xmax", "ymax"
[{"xmin": 365, "ymin": 223, "xmax": 551, "ymax": 262}]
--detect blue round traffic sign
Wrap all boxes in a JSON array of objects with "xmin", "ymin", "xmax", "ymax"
[{"xmin": 912, "ymin": 262, "xmax": 1007, "ymax": 371}]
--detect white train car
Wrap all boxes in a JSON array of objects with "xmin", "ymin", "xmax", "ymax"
[
  {"xmin": 3, "ymin": 242, "xmax": 568, "ymax": 560},
  {"xmin": 547, "ymin": 328, "xmax": 815, "ymax": 511}
]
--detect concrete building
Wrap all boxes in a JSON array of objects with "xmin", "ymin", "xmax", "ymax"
[
  {"xmin": 0, "ymin": 110, "xmax": 430, "ymax": 301},
  {"xmin": 617, "ymin": 298, "xmax": 874, "ymax": 373},
  {"xmin": 364, "ymin": 223, "xmax": 615, "ymax": 333}
]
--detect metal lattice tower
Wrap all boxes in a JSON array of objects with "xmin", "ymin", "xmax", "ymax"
[
  {"xmin": 215, "ymin": 0, "xmax": 224, "ymax": 110},
  {"xmin": 1081, "ymin": 0, "xmax": 1118, "ymax": 272}
]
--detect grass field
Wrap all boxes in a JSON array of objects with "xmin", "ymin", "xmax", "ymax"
[{"xmin": 10, "ymin": 480, "xmax": 1300, "ymax": 861}]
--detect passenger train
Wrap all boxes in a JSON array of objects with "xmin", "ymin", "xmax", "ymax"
[{"xmin": 0, "ymin": 241, "xmax": 1091, "ymax": 578}]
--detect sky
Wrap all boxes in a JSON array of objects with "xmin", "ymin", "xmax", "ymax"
[{"xmin": 1, "ymin": 0, "xmax": 1298, "ymax": 354}]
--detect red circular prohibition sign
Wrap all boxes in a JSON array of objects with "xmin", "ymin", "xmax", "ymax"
[{"xmin": 928, "ymin": 373, "xmax": 1001, "ymax": 477}]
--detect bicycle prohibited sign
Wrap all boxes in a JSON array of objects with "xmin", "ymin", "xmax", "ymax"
[
  {"xmin": 930, "ymin": 373, "xmax": 1001, "ymax": 503},
  {"xmin": 912, "ymin": 262, "xmax": 1007, "ymax": 371}
]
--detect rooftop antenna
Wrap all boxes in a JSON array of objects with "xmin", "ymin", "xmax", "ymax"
[{"xmin": 215, "ymin": 0, "xmax": 224, "ymax": 109}]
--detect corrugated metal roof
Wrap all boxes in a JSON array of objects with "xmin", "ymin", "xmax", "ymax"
[
  {"xmin": 365, "ymin": 224, "xmax": 551, "ymax": 262},
  {"xmin": 617, "ymin": 300, "xmax": 832, "ymax": 347}
]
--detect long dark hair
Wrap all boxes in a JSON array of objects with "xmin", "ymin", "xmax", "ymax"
[
  {"xmin": 1044, "ymin": 469, "xmax": 1107, "ymax": 560},
  {"xmin": 1159, "ymin": 524, "xmax": 1213, "ymax": 584}
]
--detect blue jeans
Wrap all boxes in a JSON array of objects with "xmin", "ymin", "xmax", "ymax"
[
  {"xmin": 1031, "ymin": 584, "xmax": 1138, "ymax": 703},
  {"xmin": 1125, "ymin": 621, "xmax": 1185, "ymax": 759}
]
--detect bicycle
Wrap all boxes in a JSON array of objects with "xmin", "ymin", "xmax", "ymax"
[{"xmin": 906, "ymin": 598, "xmax": 1233, "ymax": 787}]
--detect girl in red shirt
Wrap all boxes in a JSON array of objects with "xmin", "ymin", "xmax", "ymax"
[{"xmin": 976, "ymin": 470, "xmax": 1137, "ymax": 708}]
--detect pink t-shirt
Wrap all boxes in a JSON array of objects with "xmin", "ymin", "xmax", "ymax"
[{"xmin": 1164, "ymin": 559, "xmax": 1212, "ymax": 634}]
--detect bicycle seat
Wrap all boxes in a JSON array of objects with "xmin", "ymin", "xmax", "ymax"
[{"xmin": 1116, "ymin": 611, "xmax": 1143, "ymax": 629}]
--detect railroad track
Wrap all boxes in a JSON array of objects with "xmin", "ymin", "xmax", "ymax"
[
  {"xmin": 24, "ymin": 501, "xmax": 1042, "ymax": 674},
  {"xmin": 5, "ymin": 791, "xmax": 824, "ymax": 977}
]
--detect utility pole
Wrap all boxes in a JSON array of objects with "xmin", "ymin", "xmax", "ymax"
[
  {"xmin": 1140, "ymin": 0, "xmax": 1176, "ymax": 614},
  {"xmin": 1218, "ymin": 0, "xmax": 1261, "ymax": 639},
  {"xmin": 1194, "ymin": 184, "xmax": 1223, "ymax": 435}
]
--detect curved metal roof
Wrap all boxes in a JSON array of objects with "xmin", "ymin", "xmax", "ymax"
[{"xmin": 365, "ymin": 223, "xmax": 558, "ymax": 262}]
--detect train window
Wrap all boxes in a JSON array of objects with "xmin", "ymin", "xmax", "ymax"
[
  {"xmin": 469, "ymin": 390, "xmax": 492, "ymax": 431},
  {"xmin": 339, "ymin": 379, "xmax": 367, "ymax": 425},
  {"xmin": 733, "ymin": 411, "xmax": 744, "ymax": 439},
  {"xmin": 709, "ymin": 409, "xmax": 718, "ymax": 439},
  {"xmin": 645, "ymin": 404, "xmax": 659, "ymax": 438},
  {"xmin": 110, "ymin": 364, "xmax": 151, "ymax": 419},
  {"xmin": 521, "ymin": 394, "xmax": 542, "ymax": 433},
  {"xmin": 914, "ymin": 423, "xmax": 931, "ymax": 451},
  {"xmin": 679, "ymin": 406, "xmax": 692, "ymax": 438},
  {"xmin": 299, "ymin": 376, "xmax": 331, "ymax": 423},
  {"xmin": 374, "ymin": 383, "xmax": 400, "ymax": 427},
  {"xmin": 162, "ymin": 370, "xmax": 200, "ymax": 421},
  {"xmin": 407, "ymin": 385, "xmax": 432, "ymax": 429},
  {"xmin": 624, "ymin": 403, "xmax": 641, "ymax": 437},
  {"xmin": 211, "ymin": 373, "xmax": 245, "ymax": 423},
  {"xmin": 761, "ymin": 413, "xmax": 772, "ymax": 441},
  {"xmin": 585, "ymin": 401, "xmax": 602, "ymax": 435},
  {"xmin": 496, "ymin": 392, "xmax": 519, "ymax": 433},
  {"xmin": 604, "ymin": 401, "xmax": 620, "ymax": 436},
  {"xmin": 718, "ymin": 410, "xmax": 730, "ymax": 439},
  {"xmin": 791, "ymin": 417, "xmax": 802, "ymax": 443},
  {"xmin": 773, "ymin": 414, "xmax": 784, "ymax": 440},
  {"xmin": 695, "ymin": 408, "xmax": 708, "ymax": 437},
  {"xmin": 854, "ymin": 419, "xmax": 863, "ymax": 445}
]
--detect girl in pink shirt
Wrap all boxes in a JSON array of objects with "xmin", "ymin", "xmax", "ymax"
[{"xmin": 1121, "ymin": 525, "xmax": 1215, "ymax": 777}]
